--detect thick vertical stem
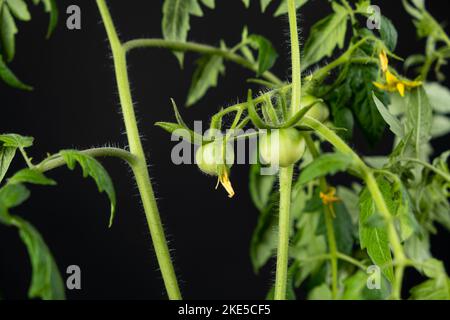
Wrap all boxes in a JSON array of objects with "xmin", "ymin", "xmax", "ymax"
[
  {"xmin": 96, "ymin": 0, "xmax": 181, "ymax": 300},
  {"xmin": 274, "ymin": 166, "xmax": 294, "ymax": 300},
  {"xmin": 287, "ymin": 0, "xmax": 301, "ymax": 115}
]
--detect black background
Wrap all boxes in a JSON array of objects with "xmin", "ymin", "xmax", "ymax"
[{"xmin": 0, "ymin": 0, "xmax": 449, "ymax": 300}]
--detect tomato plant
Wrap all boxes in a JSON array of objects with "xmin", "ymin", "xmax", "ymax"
[{"xmin": 0, "ymin": 0, "xmax": 449, "ymax": 301}]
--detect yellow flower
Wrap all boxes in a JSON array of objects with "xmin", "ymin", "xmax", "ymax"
[
  {"xmin": 216, "ymin": 170, "xmax": 235, "ymax": 198},
  {"xmin": 373, "ymin": 50, "xmax": 422, "ymax": 97},
  {"xmin": 320, "ymin": 187, "xmax": 339, "ymax": 206},
  {"xmin": 320, "ymin": 187, "xmax": 339, "ymax": 218}
]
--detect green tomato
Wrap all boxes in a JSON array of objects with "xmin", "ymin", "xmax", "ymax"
[
  {"xmin": 301, "ymin": 94, "xmax": 329, "ymax": 122},
  {"xmin": 196, "ymin": 141, "xmax": 234, "ymax": 175},
  {"xmin": 259, "ymin": 128, "xmax": 306, "ymax": 168}
]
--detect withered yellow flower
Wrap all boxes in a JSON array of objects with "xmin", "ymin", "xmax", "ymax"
[
  {"xmin": 216, "ymin": 171, "xmax": 235, "ymax": 198},
  {"xmin": 320, "ymin": 187, "xmax": 339, "ymax": 218},
  {"xmin": 320, "ymin": 187, "xmax": 339, "ymax": 206},
  {"xmin": 373, "ymin": 50, "xmax": 422, "ymax": 97}
]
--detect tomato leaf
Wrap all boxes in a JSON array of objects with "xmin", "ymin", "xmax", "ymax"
[
  {"xmin": 405, "ymin": 87, "xmax": 432, "ymax": 158},
  {"xmin": 0, "ymin": 145, "xmax": 16, "ymax": 184},
  {"xmin": 302, "ymin": 3, "xmax": 348, "ymax": 69},
  {"xmin": 247, "ymin": 34, "xmax": 278, "ymax": 76},
  {"xmin": 162, "ymin": 0, "xmax": 205, "ymax": 66},
  {"xmin": 296, "ymin": 153, "xmax": 353, "ymax": 185},
  {"xmin": 379, "ymin": 15, "xmax": 398, "ymax": 51},
  {"xmin": 186, "ymin": 54, "xmax": 225, "ymax": 106},
  {"xmin": 60, "ymin": 150, "xmax": 116, "ymax": 227},
  {"xmin": 359, "ymin": 178, "xmax": 394, "ymax": 282},
  {"xmin": 372, "ymin": 92, "xmax": 404, "ymax": 138},
  {"xmin": 0, "ymin": 183, "xmax": 65, "ymax": 300}
]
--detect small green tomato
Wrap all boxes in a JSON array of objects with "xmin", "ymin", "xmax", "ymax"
[
  {"xmin": 259, "ymin": 128, "xmax": 306, "ymax": 168},
  {"xmin": 301, "ymin": 94, "xmax": 329, "ymax": 122},
  {"xmin": 195, "ymin": 141, "xmax": 234, "ymax": 176}
]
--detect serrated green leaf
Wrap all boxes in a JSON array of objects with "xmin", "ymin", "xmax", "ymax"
[
  {"xmin": 14, "ymin": 217, "xmax": 66, "ymax": 299},
  {"xmin": 60, "ymin": 150, "xmax": 116, "ymax": 227},
  {"xmin": 296, "ymin": 153, "xmax": 353, "ymax": 185},
  {"xmin": 0, "ymin": 170, "xmax": 64, "ymax": 300},
  {"xmin": 405, "ymin": 87, "xmax": 432, "ymax": 158},
  {"xmin": 162, "ymin": 0, "xmax": 203, "ymax": 66},
  {"xmin": 8, "ymin": 168, "xmax": 56, "ymax": 186},
  {"xmin": 372, "ymin": 92, "xmax": 404, "ymax": 137},
  {"xmin": 302, "ymin": 3, "xmax": 348, "ymax": 69},
  {"xmin": 0, "ymin": 145, "xmax": 16, "ymax": 184},
  {"xmin": 349, "ymin": 65, "xmax": 388, "ymax": 145},
  {"xmin": 247, "ymin": 34, "xmax": 278, "ymax": 76},
  {"xmin": 359, "ymin": 178, "xmax": 394, "ymax": 282},
  {"xmin": 186, "ymin": 54, "xmax": 224, "ymax": 106},
  {"xmin": 0, "ymin": 55, "xmax": 32, "ymax": 90},
  {"xmin": 6, "ymin": 0, "xmax": 31, "ymax": 21},
  {"xmin": 379, "ymin": 16, "xmax": 398, "ymax": 51},
  {"xmin": 0, "ymin": 5, "xmax": 18, "ymax": 61},
  {"xmin": 249, "ymin": 163, "xmax": 276, "ymax": 212},
  {"xmin": 274, "ymin": 0, "xmax": 308, "ymax": 17},
  {"xmin": 0, "ymin": 133, "xmax": 33, "ymax": 148},
  {"xmin": 241, "ymin": 0, "xmax": 250, "ymax": 8}
]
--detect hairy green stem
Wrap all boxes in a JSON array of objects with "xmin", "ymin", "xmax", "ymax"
[
  {"xmin": 96, "ymin": 0, "xmax": 181, "ymax": 300},
  {"xmin": 123, "ymin": 38, "xmax": 282, "ymax": 86},
  {"xmin": 274, "ymin": 165, "xmax": 294, "ymax": 300},
  {"xmin": 302, "ymin": 116, "xmax": 407, "ymax": 299},
  {"xmin": 287, "ymin": 0, "xmax": 301, "ymax": 115},
  {"xmin": 37, "ymin": 147, "xmax": 137, "ymax": 172}
]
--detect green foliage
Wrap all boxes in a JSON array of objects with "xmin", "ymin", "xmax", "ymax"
[
  {"xmin": 302, "ymin": 2, "xmax": 348, "ymax": 70},
  {"xmin": 246, "ymin": 34, "xmax": 278, "ymax": 76},
  {"xmin": 162, "ymin": 0, "xmax": 214, "ymax": 65},
  {"xmin": 296, "ymin": 153, "xmax": 353, "ymax": 186},
  {"xmin": 328, "ymin": 64, "xmax": 389, "ymax": 145},
  {"xmin": 60, "ymin": 150, "xmax": 117, "ymax": 227},
  {"xmin": 187, "ymin": 54, "xmax": 225, "ymax": 106},
  {"xmin": 0, "ymin": 0, "xmax": 58, "ymax": 89},
  {"xmin": 0, "ymin": 167, "xmax": 65, "ymax": 300},
  {"xmin": 359, "ymin": 178, "xmax": 395, "ymax": 282}
]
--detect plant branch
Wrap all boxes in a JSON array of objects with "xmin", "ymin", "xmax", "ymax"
[
  {"xmin": 287, "ymin": 0, "xmax": 301, "ymax": 115},
  {"xmin": 301, "ymin": 116, "xmax": 407, "ymax": 299},
  {"xmin": 36, "ymin": 147, "xmax": 137, "ymax": 172},
  {"xmin": 274, "ymin": 165, "xmax": 294, "ymax": 300},
  {"xmin": 96, "ymin": 0, "xmax": 181, "ymax": 300},
  {"xmin": 123, "ymin": 38, "xmax": 283, "ymax": 86}
]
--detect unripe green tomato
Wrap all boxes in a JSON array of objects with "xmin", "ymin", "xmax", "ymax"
[
  {"xmin": 196, "ymin": 142, "xmax": 234, "ymax": 175},
  {"xmin": 301, "ymin": 94, "xmax": 329, "ymax": 122},
  {"xmin": 259, "ymin": 128, "xmax": 306, "ymax": 168}
]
